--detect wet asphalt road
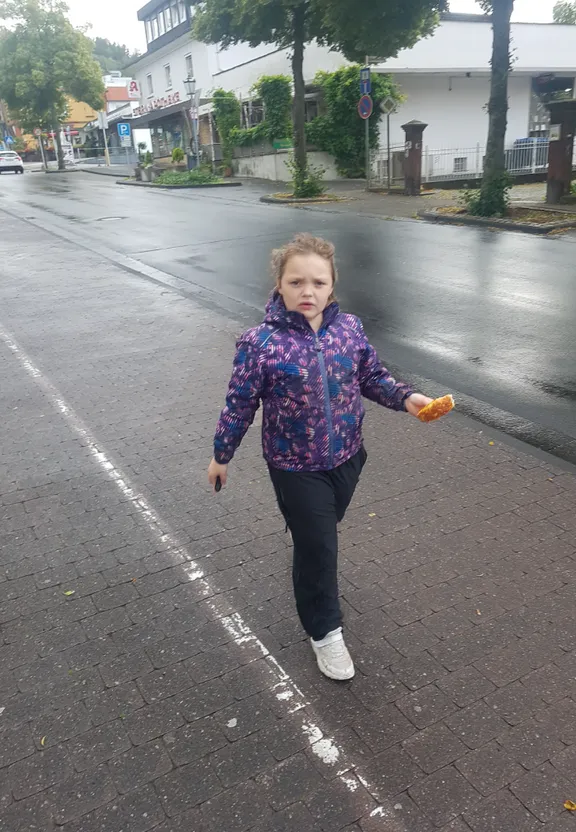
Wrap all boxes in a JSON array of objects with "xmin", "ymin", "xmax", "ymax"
[{"xmin": 1, "ymin": 170, "xmax": 575, "ymax": 456}]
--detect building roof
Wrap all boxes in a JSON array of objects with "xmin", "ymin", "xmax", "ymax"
[
  {"xmin": 105, "ymin": 87, "xmax": 131, "ymax": 103},
  {"xmin": 377, "ymin": 18, "xmax": 576, "ymax": 75},
  {"xmin": 137, "ymin": 0, "xmax": 165, "ymax": 22}
]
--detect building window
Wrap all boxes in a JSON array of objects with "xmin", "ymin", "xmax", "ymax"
[
  {"xmin": 454, "ymin": 157, "xmax": 467, "ymax": 173},
  {"xmin": 157, "ymin": 11, "xmax": 165, "ymax": 35},
  {"xmin": 171, "ymin": 2, "xmax": 180, "ymax": 25},
  {"xmin": 164, "ymin": 6, "xmax": 172, "ymax": 29},
  {"xmin": 146, "ymin": 73, "xmax": 154, "ymax": 96},
  {"xmin": 150, "ymin": 16, "xmax": 158, "ymax": 39},
  {"xmin": 145, "ymin": 19, "xmax": 152, "ymax": 43},
  {"xmin": 164, "ymin": 64, "xmax": 172, "ymax": 90},
  {"xmin": 179, "ymin": 1, "xmax": 186, "ymax": 20},
  {"xmin": 185, "ymin": 54, "xmax": 193, "ymax": 79}
]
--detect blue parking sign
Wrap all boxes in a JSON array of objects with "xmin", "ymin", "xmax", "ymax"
[
  {"xmin": 360, "ymin": 67, "xmax": 371, "ymax": 96},
  {"xmin": 117, "ymin": 123, "xmax": 131, "ymax": 138}
]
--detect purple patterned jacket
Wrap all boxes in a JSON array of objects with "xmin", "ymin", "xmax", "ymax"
[{"xmin": 214, "ymin": 293, "xmax": 413, "ymax": 472}]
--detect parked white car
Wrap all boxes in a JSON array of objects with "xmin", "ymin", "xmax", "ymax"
[{"xmin": 0, "ymin": 151, "xmax": 24, "ymax": 174}]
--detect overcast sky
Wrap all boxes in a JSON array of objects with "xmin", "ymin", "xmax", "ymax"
[{"xmin": 68, "ymin": 0, "xmax": 558, "ymax": 53}]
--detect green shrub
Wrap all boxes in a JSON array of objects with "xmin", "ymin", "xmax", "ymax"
[
  {"xmin": 306, "ymin": 66, "xmax": 402, "ymax": 178},
  {"xmin": 153, "ymin": 169, "xmax": 222, "ymax": 186},
  {"xmin": 212, "ymin": 89, "xmax": 241, "ymax": 169},
  {"xmin": 230, "ymin": 75, "xmax": 292, "ymax": 147},
  {"xmin": 461, "ymin": 172, "xmax": 512, "ymax": 217},
  {"xmin": 286, "ymin": 156, "xmax": 326, "ymax": 198},
  {"xmin": 171, "ymin": 147, "xmax": 185, "ymax": 163}
]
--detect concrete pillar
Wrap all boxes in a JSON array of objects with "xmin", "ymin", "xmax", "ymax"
[
  {"xmin": 401, "ymin": 120, "xmax": 428, "ymax": 196},
  {"xmin": 546, "ymin": 100, "xmax": 576, "ymax": 204}
]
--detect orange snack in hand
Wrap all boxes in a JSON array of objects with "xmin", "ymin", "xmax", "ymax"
[{"xmin": 417, "ymin": 394, "xmax": 455, "ymax": 423}]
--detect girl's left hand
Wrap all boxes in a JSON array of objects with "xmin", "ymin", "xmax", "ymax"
[{"xmin": 405, "ymin": 393, "xmax": 434, "ymax": 418}]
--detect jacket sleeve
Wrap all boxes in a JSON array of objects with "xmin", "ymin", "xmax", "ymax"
[
  {"xmin": 213, "ymin": 336, "xmax": 265, "ymax": 464},
  {"xmin": 357, "ymin": 320, "xmax": 413, "ymax": 411}
]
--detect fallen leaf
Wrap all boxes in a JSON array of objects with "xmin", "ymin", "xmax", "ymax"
[
  {"xmin": 476, "ymin": 610, "xmax": 481, "ymax": 615},
  {"xmin": 63, "ymin": 590, "xmax": 75, "ymax": 597},
  {"xmin": 40, "ymin": 736, "xmax": 46, "ymax": 747},
  {"xmin": 489, "ymin": 441, "xmax": 495, "ymax": 446},
  {"xmin": 564, "ymin": 800, "xmax": 576, "ymax": 811},
  {"xmin": 368, "ymin": 513, "xmax": 376, "ymax": 518}
]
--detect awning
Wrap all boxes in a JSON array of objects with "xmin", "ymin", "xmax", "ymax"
[{"xmin": 129, "ymin": 99, "xmax": 210, "ymax": 129}]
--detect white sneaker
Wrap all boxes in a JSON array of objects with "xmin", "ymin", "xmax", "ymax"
[{"xmin": 311, "ymin": 628, "xmax": 355, "ymax": 681}]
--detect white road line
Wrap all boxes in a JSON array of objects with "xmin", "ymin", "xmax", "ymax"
[{"xmin": 0, "ymin": 321, "xmax": 401, "ymax": 822}]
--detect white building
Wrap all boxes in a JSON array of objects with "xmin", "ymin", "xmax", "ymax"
[{"xmin": 125, "ymin": 5, "xmax": 576, "ymax": 178}]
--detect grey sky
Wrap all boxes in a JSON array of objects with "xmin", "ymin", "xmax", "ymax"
[{"xmin": 68, "ymin": 0, "xmax": 558, "ymax": 53}]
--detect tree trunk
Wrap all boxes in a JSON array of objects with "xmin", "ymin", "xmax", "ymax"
[
  {"xmin": 477, "ymin": 0, "xmax": 514, "ymax": 215},
  {"xmin": 53, "ymin": 122, "xmax": 65, "ymax": 171},
  {"xmin": 291, "ymin": 3, "xmax": 307, "ymax": 194}
]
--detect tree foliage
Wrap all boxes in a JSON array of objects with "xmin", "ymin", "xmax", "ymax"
[
  {"xmin": 212, "ymin": 88, "xmax": 241, "ymax": 170},
  {"xmin": 307, "ymin": 65, "xmax": 401, "ymax": 177},
  {"xmin": 195, "ymin": 0, "xmax": 446, "ymax": 196},
  {"xmin": 553, "ymin": 1, "xmax": 576, "ymax": 23},
  {"xmin": 231, "ymin": 75, "xmax": 292, "ymax": 146},
  {"xmin": 0, "ymin": 0, "xmax": 104, "ymax": 168},
  {"xmin": 91, "ymin": 37, "xmax": 139, "ymax": 73}
]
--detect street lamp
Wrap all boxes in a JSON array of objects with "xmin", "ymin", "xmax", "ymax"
[{"xmin": 184, "ymin": 75, "xmax": 201, "ymax": 168}]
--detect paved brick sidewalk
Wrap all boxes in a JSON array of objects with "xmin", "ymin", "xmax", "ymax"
[{"xmin": 1, "ymin": 213, "xmax": 576, "ymax": 832}]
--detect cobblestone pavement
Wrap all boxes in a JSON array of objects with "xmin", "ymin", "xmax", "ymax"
[{"xmin": 2, "ymin": 212, "xmax": 576, "ymax": 832}]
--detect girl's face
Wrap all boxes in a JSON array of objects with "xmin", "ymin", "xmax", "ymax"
[{"xmin": 278, "ymin": 253, "xmax": 334, "ymax": 331}]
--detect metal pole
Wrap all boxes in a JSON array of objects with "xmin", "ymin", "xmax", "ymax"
[
  {"xmin": 192, "ymin": 115, "xmax": 199, "ymax": 168},
  {"xmin": 365, "ymin": 56, "xmax": 370, "ymax": 192},
  {"xmin": 38, "ymin": 134, "xmax": 48, "ymax": 171},
  {"xmin": 387, "ymin": 112, "xmax": 391, "ymax": 192},
  {"xmin": 194, "ymin": 91, "xmax": 200, "ymax": 168},
  {"xmin": 102, "ymin": 127, "xmax": 111, "ymax": 166}
]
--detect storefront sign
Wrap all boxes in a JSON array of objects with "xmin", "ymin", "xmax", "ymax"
[
  {"xmin": 128, "ymin": 80, "xmax": 141, "ymax": 100},
  {"xmin": 134, "ymin": 91, "xmax": 181, "ymax": 117}
]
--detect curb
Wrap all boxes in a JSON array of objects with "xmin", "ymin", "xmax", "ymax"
[
  {"xmin": 419, "ymin": 207, "xmax": 576, "ymax": 235},
  {"xmin": 117, "ymin": 180, "xmax": 242, "ymax": 190},
  {"xmin": 260, "ymin": 194, "xmax": 341, "ymax": 205}
]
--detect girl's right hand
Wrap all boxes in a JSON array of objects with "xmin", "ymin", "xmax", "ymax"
[{"xmin": 208, "ymin": 458, "xmax": 228, "ymax": 492}]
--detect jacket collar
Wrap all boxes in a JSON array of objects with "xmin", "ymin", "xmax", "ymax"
[{"xmin": 264, "ymin": 290, "xmax": 339, "ymax": 333}]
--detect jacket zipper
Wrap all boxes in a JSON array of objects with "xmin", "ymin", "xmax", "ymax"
[{"xmin": 315, "ymin": 334, "xmax": 335, "ymax": 467}]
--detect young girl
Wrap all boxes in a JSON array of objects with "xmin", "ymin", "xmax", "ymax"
[{"xmin": 208, "ymin": 234, "xmax": 432, "ymax": 681}]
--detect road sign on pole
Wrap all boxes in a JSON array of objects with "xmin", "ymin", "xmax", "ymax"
[
  {"xmin": 381, "ymin": 96, "xmax": 397, "ymax": 116},
  {"xmin": 358, "ymin": 94, "xmax": 373, "ymax": 120},
  {"xmin": 360, "ymin": 67, "xmax": 371, "ymax": 96},
  {"xmin": 117, "ymin": 123, "xmax": 131, "ymax": 138}
]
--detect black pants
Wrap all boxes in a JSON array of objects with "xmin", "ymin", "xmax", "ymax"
[{"xmin": 268, "ymin": 447, "xmax": 367, "ymax": 641}]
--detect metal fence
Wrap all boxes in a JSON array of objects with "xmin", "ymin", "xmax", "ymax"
[
  {"xmin": 371, "ymin": 139, "xmax": 576, "ymax": 186},
  {"xmin": 77, "ymin": 148, "xmax": 138, "ymax": 167}
]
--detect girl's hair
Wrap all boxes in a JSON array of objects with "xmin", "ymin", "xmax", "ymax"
[{"xmin": 271, "ymin": 233, "xmax": 338, "ymax": 300}]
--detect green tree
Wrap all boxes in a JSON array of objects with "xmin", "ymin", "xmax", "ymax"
[
  {"xmin": 307, "ymin": 65, "xmax": 401, "ymax": 177},
  {"xmin": 0, "ymin": 0, "xmax": 105, "ymax": 170},
  {"xmin": 195, "ymin": 0, "xmax": 445, "ymax": 196},
  {"xmin": 91, "ymin": 37, "xmax": 139, "ymax": 73},
  {"xmin": 554, "ymin": 1, "xmax": 576, "ymax": 23},
  {"xmin": 472, "ymin": 0, "xmax": 515, "ymax": 217}
]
